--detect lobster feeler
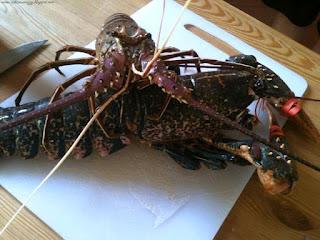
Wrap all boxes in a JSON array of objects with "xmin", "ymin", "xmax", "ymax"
[
  {"xmin": 154, "ymin": 0, "xmax": 166, "ymax": 55},
  {"xmin": 134, "ymin": 0, "xmax": 192, "ymax": 77}
]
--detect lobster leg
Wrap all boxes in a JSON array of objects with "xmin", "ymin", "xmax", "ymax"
[
  {"xmin": 152, "ymin": 141, "xmax": 233, "ymax": 170},
  {"xmin": 160, "ymin": 49, "xmax": 199, "ymax": 59},
  {"xmin": 160, "ymin": 50, "xmax": 201, "ymax": 72},
  {"xmin": 15, "ymin": 57, "xmax": 99, "ymax": 106},
  {"xmin": 163, "ymin": 57, "xmax": 255, "ymax": 72},
  {"xmin": 152, "ymin": 137, "xmax": 260, "ymax": 171},
  {"xmin": 159, "ymin": 47, "xmax": 180, "ymax": 53},
  {"xmin": 55, "ymin": 45, "xmax": 96, "ymax": 60},
  {"xmin": 88, "ymin": 93, "xmax": 129, "ymax": 157},
  {"xmin": 42, "ymin": 67, "xmax": 97, "ymax": 156},
  {"xmin": 152, "ymin": 142, "xmax": 201, "ymax": 170},
  {"xmin": 148, "ymin": 55, "xmax": 259, "ymax": 123},
  {"xmin": 146, "ymin": 94, "xmax": 171, "ymax": 121},
  {"xmin": 89, "ymin": 70, "xmax": 132, "ymax": 156},
  {"xmin": 54, "ymin": 45, "xmax": 96, "ymax": 75},
  {"xmin": 137, "ymin": 50, "xmax": 205, "ymax": 120},
  {"xmin": 88, "ymin": 95, "xmax": 120, "ymax": 139},
  {"xmin": 136, "ymin": 78, "xmax": 173, "ymax": 121}
]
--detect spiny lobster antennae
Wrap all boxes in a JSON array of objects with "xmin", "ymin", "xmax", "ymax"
[
  {"xmin": 139, "ymin": 0, "xmax": 192, "ymax": 77},
  {"xmin": 184, "ymin": 96, "xmax": 320, "ymax": 172},
  {"xmin": 154, "ymin": 0, "xmax": 166, "ymax": 55},
  {"xmin": 294, "ymin": 96, "xmax": 320, "ymax": 102}
]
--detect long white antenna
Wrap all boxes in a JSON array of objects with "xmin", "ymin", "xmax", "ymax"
[
  {"xmin": 139, "ymin": 0, "xmax": 192, "ymax": 77},
  {"xmin": 154, "ymin": 0, "xmax": 166, "ymax": 55},
  {"xmin": 0, "ymin": 75, "xmax": 130, "ymax": 236},
  {"xmin": 158, "ymin": 0, "xmax": 192, "ymax": 52}
]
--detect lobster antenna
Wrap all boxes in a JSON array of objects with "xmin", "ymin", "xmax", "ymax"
[
  {"xmin": 295, "ymin": 96, "xmax": 320, "ymax": 102},
  {"xmin": 140, "ymin": 0, "xmax": 192, "ymax": 77},
  {"xmin": 0, "ymin": 73, "xmax": 131, "ymax": 236},
  {"xmin": 185, "ymin": 96, "xmax": 320, "ymax": 172},
  {"xmin": 154, "ymin": 0, "xmax": 166, "ymax": 55}
]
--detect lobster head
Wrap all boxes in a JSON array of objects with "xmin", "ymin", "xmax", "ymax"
[
  {"xmin": 251, "ymin": 67, "xmax": 301, "ymax": 119},
  {"xmin": 95, "ymin": 13, "xmax": 155, "ymax": 68},
  {"xmin": 245, "ymin": 55, "xmax": 320, "ymax": 142},
  {"xmin": 228, "ymin": 54, "xmax": 298, "ymax": 115}
]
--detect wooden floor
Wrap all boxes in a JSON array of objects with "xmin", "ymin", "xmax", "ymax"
[{"xmin": 225, "ymin": 0, "xmax": 320, "ymax": 53}]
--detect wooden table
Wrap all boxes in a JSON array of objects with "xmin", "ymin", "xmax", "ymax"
[{"xmin": 0, "ymin": 0, "xmax": 319, "ymax": 239}]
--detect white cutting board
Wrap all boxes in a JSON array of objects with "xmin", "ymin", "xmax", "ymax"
[{"xmin": 0, "ymin": 1, "xmax": 307, "ymax": 240}]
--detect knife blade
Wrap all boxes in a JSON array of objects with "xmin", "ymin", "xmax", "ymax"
[
  {"xmin": 0, "ymin": 40, "xmax": 48, "ymax": 74},
  {"xmin": 184, "ymin": 24, "xmax": 240, "ymax": 56}
]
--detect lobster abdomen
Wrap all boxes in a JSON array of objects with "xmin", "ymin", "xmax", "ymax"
[{"xmin": 0, "ymin": 94, "xmax": 128, "ymax": 159}]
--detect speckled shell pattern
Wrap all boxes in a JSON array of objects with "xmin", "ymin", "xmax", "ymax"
[
  {"xmin": 0, "ymin": 55, "xmax": 257, "ymax": 160},
  {"xmin": 0, "ymin": 53, "xmax": 291, "ymax": 162},
  {"xmin": 0, "ymin": 68, "xmax": 254, "ymax": 160},
  {"xmin": 0, "ymin": 91, "xmax": 129, "ymax": 160},
  {"xmin": 138, "ymin": 70, "xmax": 255, "ymax": 142}
]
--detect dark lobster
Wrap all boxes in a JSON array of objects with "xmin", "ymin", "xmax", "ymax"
[{"xmin": 0, "ymin": 14, "xmax": 318, "ymax": 195}]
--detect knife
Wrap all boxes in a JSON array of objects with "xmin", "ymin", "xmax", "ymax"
[
  {"xmin": 184, "ymin": 24, "xmax": 240, "ymax": 56},
  {"xmin": 0, "ymin": 40, "xmax": 48, "ymax": 74}
]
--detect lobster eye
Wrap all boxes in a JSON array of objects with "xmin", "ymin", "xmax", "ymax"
[{"xmin": 254, "ymin": 79, "xmax": 265, "ymax": 92}]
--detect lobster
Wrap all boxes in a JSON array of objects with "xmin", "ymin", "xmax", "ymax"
[{"xmin": 0, "ymin": 13, "xmax": 319, "ymax": 198}]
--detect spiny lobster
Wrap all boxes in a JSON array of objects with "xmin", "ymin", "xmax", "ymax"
[{"xmin": 0, "ymin": 13, "xmax": 319, "ymax": 197}]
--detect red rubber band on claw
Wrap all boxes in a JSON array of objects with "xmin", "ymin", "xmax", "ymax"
[
  {"xmin": 270, "ymin": 125, "xmax": 285, "ymax": 137},
  {"xmin": 281, "ymin": 98, "xmax": 301, "ymax": 117}
]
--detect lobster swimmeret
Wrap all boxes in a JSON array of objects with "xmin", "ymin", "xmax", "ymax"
[{"xmin": 0, "ymin": 14, "xmax": 318, "ymax": 195}]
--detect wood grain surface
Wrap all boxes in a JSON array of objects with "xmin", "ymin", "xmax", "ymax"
[
  {"xmin": 0, "ymin": 0, "xmax": 319, "ymax": 239},
  {"xmin": 0, "ymin": 186, "xmax": 61, "ymax": 239}
]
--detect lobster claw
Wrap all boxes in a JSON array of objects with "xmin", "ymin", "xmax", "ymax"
[
  {"xmin": 214, "ymin": 140, "xmax": 297, "ymax": 195},
  {"xmin": 257, "ymin": 168, "xmax": 293, "ymax": 195},
  {"xmin": 282, "ymin": 99, "xmax": 320, "ymax": 142}
]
